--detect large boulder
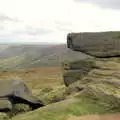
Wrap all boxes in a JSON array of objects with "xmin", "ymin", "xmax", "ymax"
[
  {"xmin": 61, "ymin": 31, "xmax": 120, "ymax": 114},
  {"xmin": 67, "ymin": 31, "xmax": 120, "ymax": 58},
  {"xmin": 0, "ymin": 79, "xmax": 44, "ymax": 112}
]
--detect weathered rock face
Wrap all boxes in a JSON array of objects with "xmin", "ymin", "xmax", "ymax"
[
  {"xmin": 67, "ymin": 31, "xmax": 120, "ymax": 58},
  {"xmin": 63, "ymin": 59, "xmax": 98, "ymax": 86},
  {"xmin": 0, "ymin": 79, "xmax": 44, "ymax": 112},
  {"xmin": 63, "ymin": 57, "xmax": 120, "ymax": 110}
]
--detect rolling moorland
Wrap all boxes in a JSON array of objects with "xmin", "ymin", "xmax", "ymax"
[
  {"xmin": 0, "ymin": 44, "xmax": 89, "ymax": 70},
  {"xmin": 0, "ymin": 44, "xmax": 91, "ymax": 120},
  {"xmin": 0, "ymin": 42, "xmax": 120, "ymax": 120}
]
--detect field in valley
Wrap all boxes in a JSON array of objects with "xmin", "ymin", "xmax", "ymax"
[{"xmin": 0, "ymin": 66, "xmax": 63, "ymax": 90}]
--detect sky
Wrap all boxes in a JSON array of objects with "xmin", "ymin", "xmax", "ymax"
[{"xmin": 0, "ymin": 0, "xmax": 120, "ymax": 43}]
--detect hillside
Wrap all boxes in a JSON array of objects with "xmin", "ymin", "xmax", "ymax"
[{"xmin": 0, "ymin": 44, "xmax": 89, "ymax": 70}]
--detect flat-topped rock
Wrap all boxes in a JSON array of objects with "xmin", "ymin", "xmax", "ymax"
[{"xmin": 67, "ymin": 31, "xmax": 120, "ymax": 58}]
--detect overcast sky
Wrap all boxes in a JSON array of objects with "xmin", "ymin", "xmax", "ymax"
[{"xmin": 0, "ymin": 0, "xmax": 120, "ymax": 43}]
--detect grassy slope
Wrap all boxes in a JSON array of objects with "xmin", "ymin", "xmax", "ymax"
[
  {"xmin": 8, "ymin": 59, "xmax": 120, "ymax": 120},
  {"xmin": 67, "ymin": 114, "xmax": 120, "ymax": 120},
  {"xmin": 11, "ymin": 97, "xmax": 112, "ymax": 120}
]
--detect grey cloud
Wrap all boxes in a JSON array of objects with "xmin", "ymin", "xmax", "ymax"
[
  {"xmin": 15, "ymin": 27, "xmax": 53, "ymax": 36},
  {"xmin": 0, "ymin": 33, "xmax": 31, "ymax": 43},
  {"xmin": 0, "ymin": 35, "xmax": 15, "ymax": 43},
  {"xmin": 0, "ymin": 14, "xmax": 19, "ymax": 22},
  {"xmin": 74, "ymin": 0, "xmax": 120, "ymax": 9},
  {"xmin": 0, "ymin": 25, "xmax": 53, "ymax": 43}
]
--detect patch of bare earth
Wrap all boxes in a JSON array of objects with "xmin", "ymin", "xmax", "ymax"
[{"xmin": 68, "ymin": 114, "xmax": 120, "ymax": 120}]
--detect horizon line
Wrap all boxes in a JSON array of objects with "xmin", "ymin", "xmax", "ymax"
[{"xmin": 0, "ymin": 42, "xmax": 66, "ymax": 45}]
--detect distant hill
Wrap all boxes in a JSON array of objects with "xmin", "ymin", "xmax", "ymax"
[{"xmin": 0, "ymin": 44, "xmax": 90, "ymax": 70}]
